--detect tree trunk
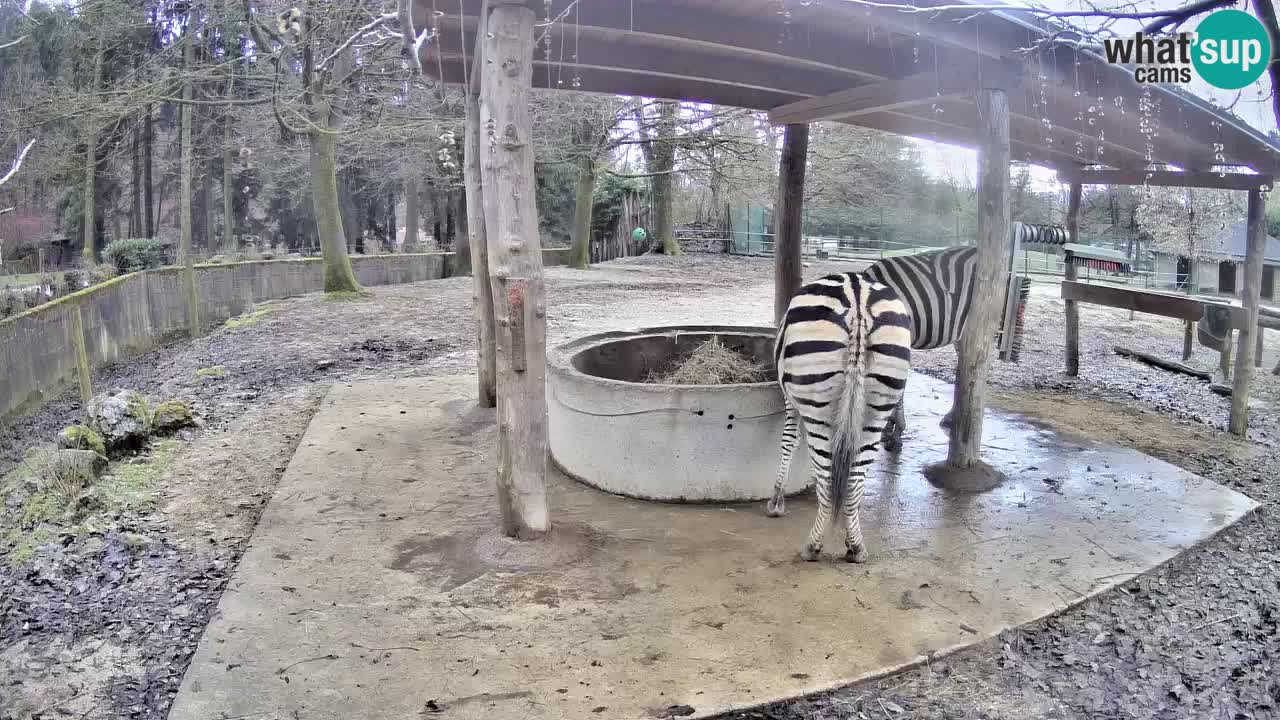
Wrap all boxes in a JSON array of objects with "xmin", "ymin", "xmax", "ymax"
[
  {"xmin": 202, "ymin": 158, "xmax": 215, "ymax": 253},
  {"xmin": 569, "ymin": 155, "xmax": 594, "ymax": 269},
  {"xmin": 947, "ymin": 88, "xmax": 1010, "ymax": 470},
  {"xmin": 1230, "ymin": 190, "xmax": 1267, "ymax": 435},
  {"xmin": 144, "ymin": 106, "xmax": 155, "ymax": 238},
  {"xmin": 648, "ymin": 101, "xmax": 680, "ymax": 255},
  {"xmin": 386, "ymin": 188, "xmax": 396, "ymax": 251},
  {"xmin": 404, "ymin": 176, "xmax": 419, "ymax": 251},
  {"xmin": 479, "ymin": 2, "xmax": 549, "ymax": 538},
  {"xmin": 130, "ymin": 122, "xmax": 142, "ymax": 238},
  {"xmin": 1064, "ymin": 182, "xmax": 1082, "ymax": 376},
  {"xmin": 429, "ymin": 182, "xmax": 443, "ymax": 247},
  {"xmin": 82, "ymin": 40, "xmax": 106, "ymax": 263},
  {"xmin": 453, "ymin": 185, "xmax": 471, "ymax": 274},
  {"xmin": 464, "ymin": 92, "xmax": 495, "ymax": 405},
  {"xmin": 773, "ymin": 123, "xmax": 809, "ymax": 325},
  {"xmin": 223, "ymin": 99, "xmax": 236, "ymax": 254},
  {"xmin": 309, "ymin": 129, "xmax": 362, "ymax": 293},
  {"xmin": 179, "ymin": 31, "xmax": 200, "ymax": 336}
]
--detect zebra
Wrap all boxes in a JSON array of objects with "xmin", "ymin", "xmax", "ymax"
[{"xmin": 766, "ymin": 271, "xmax": 913, "ymax": 563}]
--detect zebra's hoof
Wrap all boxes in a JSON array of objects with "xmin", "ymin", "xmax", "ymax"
[
  {"xmin": 766, "ymin": 496, "xmax": 786, "ymax": 517},
  {"xmin": 844, "ymin": 545, "xmax": 868, "ymax": 564},
  {"xmin": 883, "ymin": 434, "xmax": 902, "ymax": 453},
  {"xmin": 800, "ymin": 544, "xmax": 822, "ymax": 562},
  {"xmin": 939, "ymin": 411, "xmax": 954, "ymax": 429}
]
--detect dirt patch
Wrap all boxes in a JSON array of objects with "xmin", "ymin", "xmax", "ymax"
[
  {"xmin": 0, "ymin": 391, "xmax": 320, "ymax": 719},
  {"xmin": 3, "ymin": 253, "xmax": 1279, "ymax": 720}
]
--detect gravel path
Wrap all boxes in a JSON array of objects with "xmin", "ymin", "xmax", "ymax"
[{"xmin": 2, "ymin": 253, "xmax": 1278, "ymax": 720}]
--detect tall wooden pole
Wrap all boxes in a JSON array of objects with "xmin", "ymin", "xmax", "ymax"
[
  {"xmin": 1230, "ymin": 189, "xmax": 1266, "ymax": 436},
  {"xmin": 1064, "ymin": 182, "xmax": 1082, "ymax": 376},
  {"xmin": 479, "ymin": 1, "xmax": 549, "ymax": 538},
  {"xmin": 773, "ymin": 123, "xmax": 809, "ymax": 325},
  {"xmin": 947, "ymin": 88, "xmax": 1010, "ymax": 469},
  {"xmin": 464, "ymin": 3, "xmax": 496, "ymax": 408}
]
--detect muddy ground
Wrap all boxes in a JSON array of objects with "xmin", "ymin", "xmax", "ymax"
[{"xmin": 1, "ymin": 252, "xmax": 1278, "ymax": 720}]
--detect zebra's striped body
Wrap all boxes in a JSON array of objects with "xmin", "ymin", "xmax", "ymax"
[
  {"xmin": 860, "ymin": 246, "xmax": 978, "ymax": 351},
  {"xmin": 768, "ymin": 271, "xmax": 912, "ymax": 563},
  {"xmin": 859, "ymin": 246, "xmax": 988, "ymax": 450}
]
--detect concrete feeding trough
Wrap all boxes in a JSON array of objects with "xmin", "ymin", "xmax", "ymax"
[{"xmin": 547, "ymin": 324, "xmax": 811, "ymax": 502}]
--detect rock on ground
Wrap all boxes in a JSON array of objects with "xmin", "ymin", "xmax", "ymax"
[{"xmin": 86, "ymin": 390, "xmax": 151, "ymax": 452}]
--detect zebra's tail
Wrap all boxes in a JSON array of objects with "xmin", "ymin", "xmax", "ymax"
[{"xmin": 829, "ymin": 280, "xmax": 869, "ymax": 514}]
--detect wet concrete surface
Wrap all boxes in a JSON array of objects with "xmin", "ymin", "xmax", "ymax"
[{"xmin": 167, "ymin": 372, "xmax": 1258, "ymax": 720}]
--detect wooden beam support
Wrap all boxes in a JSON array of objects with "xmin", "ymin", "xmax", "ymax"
[
  {"xmin": 774, "ymin": 123, "xmax": 809, "ymax": 325},
  {"xmin": 435, "ymin": 17, "xmax": 870, "ymax": 101},
  {"xmin": 426, "ymin": 57, "xmax": 808, "ymax": 111},
  {"xmin": 479, "ymin": 1, "xmax": 550, "ymax": 539},
  {"xmin": 420, "ymin": 0, "xmax": 910, "ymax": 83},
  {"xmin": 1056, "ymin": 168, "xmax": 1274, "ymax": 192},
  {"xmin": 463, "ymin": 4, "xmax": 496, "ymax": 408},
  {"xmin": 1059, "ymin": 280, "xmax": 1251, "ymax": 325},
  {"xmin": 1230, "ymin": 189, "xmax": 1267, "ymax": 436},
  {"xmin": 948, "ymin": 87, "xmax": 1010, "ymax": 470},
  {"xmin": 1064, "ymin": 182, "xmax": 1082, "ymax": 377},
  {"xmin": 768, "ymin": 62, "xmax": 1021, "ymax": 125}
]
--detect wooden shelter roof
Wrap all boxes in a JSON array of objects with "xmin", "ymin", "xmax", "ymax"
[{"xmin": 416, "ymin": 0, "xmax": 1280, "ymax": 179}]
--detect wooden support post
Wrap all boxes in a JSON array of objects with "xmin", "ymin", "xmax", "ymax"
[
  {"xmin": 947, "ymin": 87, "xmax": 1010, "ymax": 470},
  {"xmin": 463, "ymin": 14, "xmax": 497, "ymax": 407},
  {"xmin": 69, "ymin": 306, "xmax": 92, "ymax": 408},
  {"xmin": 1219, "ymin": 330, "xmax": 1233, "ymax": 381},
  {"xmin": 1230, "ymin": 189, "xmax": 1266, "ymax": 436},
  {"xmin": 1063, "ymin": 182, "xmax": 1081, "ymax": 376},
  {"xmin": 479, "ymin": 1, "xmax": 549, "ymax": 538},
  {"xmin": 773, "ymin": 123, "xmax": 808, "ymax": 325}
]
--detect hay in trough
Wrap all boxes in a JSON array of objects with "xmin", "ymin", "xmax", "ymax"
[{"xmin": 646, "ymin": 336, "xmax": 770, "ymax": 385}]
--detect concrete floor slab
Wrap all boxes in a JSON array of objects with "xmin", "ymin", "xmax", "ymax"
[{"xmin": 169, "ymin": 372, "xmax": 1257, "ymax": 720}]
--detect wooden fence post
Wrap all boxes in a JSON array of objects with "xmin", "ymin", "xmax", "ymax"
[
  {"xmin": 1230, "ymin": 189, "xmax": 1266, "ymax": 435},
  {"xmin": 479, "ymin": 1, "xmax": 549, "ymax": 538},
  {"xmin": 1064, "ymin": 182, "xmax": 1082, "ymax": 376},
  {"xmin": 941, "ymin": 87, "xmax": 1010, "ymax": 478},
  {"xmin": 69, "ymin": 306, "xmax": 92, "ymax": 407},
  {"xmin": 773, "ymin": 123, "xmax": 808, "ymax": 325}
]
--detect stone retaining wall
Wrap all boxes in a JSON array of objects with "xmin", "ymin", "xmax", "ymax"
[{"xmin": 0, "ymin": 249, "xmax": 571, "ymax": 420}]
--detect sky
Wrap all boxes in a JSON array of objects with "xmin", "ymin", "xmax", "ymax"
[{"xmin": 906, "ymin": 0, "xmax": 1278, "ymax": 190}]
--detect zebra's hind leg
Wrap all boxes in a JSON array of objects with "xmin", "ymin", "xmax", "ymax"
[
  {"xmin": 801, "ymin": 451, "xmax": 836, "ymax": 561},
  {"xmin": 766, "ymin": 404, "xmax": 799, "ymax": 517},
  {"xmin": 882, "ymin": 400, "xmax": 906, "ymax": 452},
  {"xmin": 845, "ymin": 367, "xmax": 909, "ymax": 563}
]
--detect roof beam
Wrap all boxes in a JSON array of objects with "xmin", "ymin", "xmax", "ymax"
[
  {"xmin": 418, "ymin": 0, "xmax": 918, "ymax": 83},
  {"xmin": 1037, "ymin": 48, "xmax": 1265, "ymax": 172},
  {"xmin": 1056, "ymin": 168, "xmax": 1274, "ymax": 191},
  {"xmin": 426, "ymin": 58, "xmax": 808, "ymax": 109},
  {"xmin": 850, "ymin": 108, "xmax": 1097, "ymax": 171},
  {"xmin": 433, "ymin": 16, "xmax": 869, "ymax": 100},
  {"xmin": 768, "ymin": 61, "xmax": 1023, "ymax": 125}
]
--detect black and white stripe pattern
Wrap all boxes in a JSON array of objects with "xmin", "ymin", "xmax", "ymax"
[
  {"xmin": 859, "ymin": 246, "xmax": 1005, "ymax": 449},
  {"xmin": 860, "ymin": 246, "xmax": 979, "ymax": 352},
  {"xmin": 767, "ymin": 271, "xmax": 912, "ymax": 564}
]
